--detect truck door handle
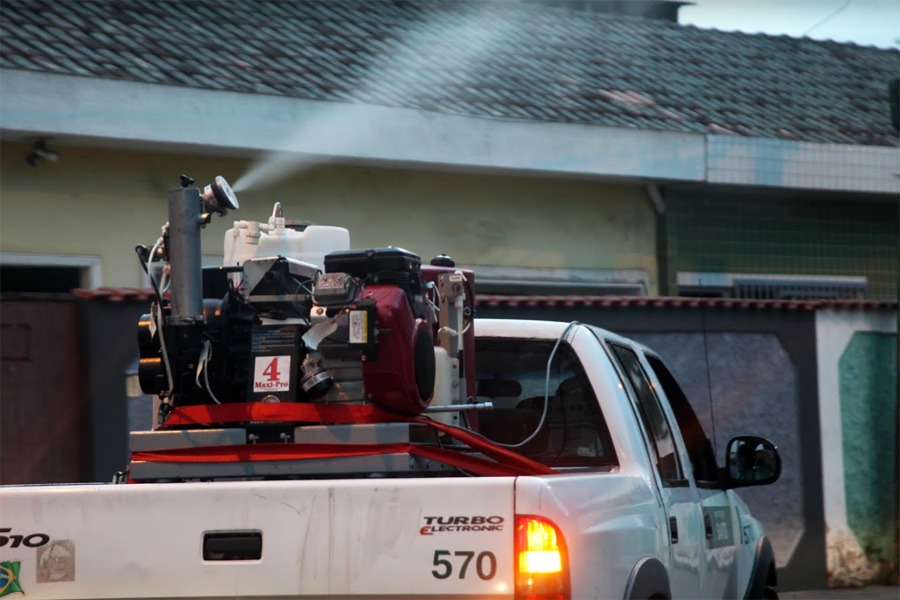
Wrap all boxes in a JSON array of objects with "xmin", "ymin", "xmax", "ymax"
[
  {"xmin": 669, "ymin": 516, "xmax": 678, "ymax": 544},
  {"xmin": 704, "ymin": 514, "xmax": 713, "ymax": 540},
  {"xmin": 203, "ymin": 531, "xmax": 262, "ymax": 561}
]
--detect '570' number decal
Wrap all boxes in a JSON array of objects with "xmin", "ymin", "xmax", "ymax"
[{"xmin": 432, "ymin": 550, "xmax": 497, "ymax": 580}]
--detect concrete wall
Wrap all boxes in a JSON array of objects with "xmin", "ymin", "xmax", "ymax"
[
  {"xmin": 0, "ymin": 141, "xmax": 657, "ymax": 291},
  {"xmin": 816, "ymin": 310, "xmax": 898, "ymax": 586}
]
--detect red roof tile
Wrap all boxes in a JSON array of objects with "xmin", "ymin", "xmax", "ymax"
[
  {"xmin": 69, "ymin": 288, "xmax": 898, "ymax": 311},
  {"xmin": 72, "ymin": 287, "xmax": 155, "ymax": 302},
  {"xmin": 474, "ymin": 294, "xmax": 898, "ymax": 312}
]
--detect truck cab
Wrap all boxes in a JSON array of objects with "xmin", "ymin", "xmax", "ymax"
[{"xmin": 474, "ymin": 319, "xmax": 780, "ymax": 600}]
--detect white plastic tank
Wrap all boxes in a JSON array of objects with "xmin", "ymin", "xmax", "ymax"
[{"xmin": 223, "ymin": 202, "xmax": 350, "ymax": 271}]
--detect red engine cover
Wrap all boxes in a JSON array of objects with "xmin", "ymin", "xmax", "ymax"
[{"xmin": 360, "ymin": 285, "xmax": 435, "ymax": 414}]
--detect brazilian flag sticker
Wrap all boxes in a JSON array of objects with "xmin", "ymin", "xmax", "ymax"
[{"xmin": 0, "ymin": 561, "xmax": 23, "ymax": 597}]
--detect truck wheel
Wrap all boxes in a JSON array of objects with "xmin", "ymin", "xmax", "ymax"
[
  {"xmin": 763, "ymin": 563, "xmax": 778, "ymax": 599},
  {"xmin": 624, "ymin": 557, "xmax": 670, "ymax": 600},
  {"xmin": 745, "ymin": 560, "xmax": 778, "ymax": 599},
  {"xmin": 745, "ymin": 538, "xmax": 777, "ymax": 599}
]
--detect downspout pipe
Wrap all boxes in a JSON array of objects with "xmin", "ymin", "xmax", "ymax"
[{"xmin": 647, "ymin": 184, "xmax": 668, "ymax": 296}]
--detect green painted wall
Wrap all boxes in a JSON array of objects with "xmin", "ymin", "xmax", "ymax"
[
  {"xmin": 0, "ymin": 142, "xmax": 656, "ymax": 290},
  {"xmin": 839, "ymin": 331, "xmax": 898, "ymax": 576},
  {"xmin": 665, "ymin": 193, "xmax": 899, "ymax": 300}
]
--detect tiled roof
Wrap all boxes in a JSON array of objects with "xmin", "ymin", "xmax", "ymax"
[
  {"xmin": 475, "ymin": 294, "xmax": 899, "ymax": 312},
  {"xmin": 1, "ymin": 0, "xmax": 897, "ymax": 146},
  {"xmin": 475, "ymin": 294, "xmax": 898, "ymax": 311},
  {"xmin": 69, "ymin": 288, "xmax": 897, "ymax": 312},
  {"xmin": 71, "ymin": 287, "xmax": 155, "ymax": 302}
]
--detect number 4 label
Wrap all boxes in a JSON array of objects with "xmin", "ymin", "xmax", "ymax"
[{"xmin": 253, "ymin": 355, "xmax": 291, "ymax": 392}]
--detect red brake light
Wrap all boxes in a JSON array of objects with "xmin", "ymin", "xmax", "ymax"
[{"xmin": 515, "ymin": 515, "xmax": 570, "ymax": 600}]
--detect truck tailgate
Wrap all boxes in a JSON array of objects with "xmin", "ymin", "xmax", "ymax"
[{"xmin": 0, "ymin": 478, "xmax": 516, "ymax": 599}]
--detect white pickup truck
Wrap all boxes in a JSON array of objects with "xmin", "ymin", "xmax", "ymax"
[{"xmin": 0, "ymin": 178, "xmax": 781, "ymax": 600}]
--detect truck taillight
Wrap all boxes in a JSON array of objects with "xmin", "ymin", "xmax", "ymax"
[{"xmin": 515, "ymin": 515, "xmax": 570, "ymax": 600}]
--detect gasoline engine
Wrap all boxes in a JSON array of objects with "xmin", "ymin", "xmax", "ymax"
[{"xmin": 137, "ymin": 176, "xmax": 474, "ymax": 425}]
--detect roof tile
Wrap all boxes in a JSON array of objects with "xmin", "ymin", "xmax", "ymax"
[
  {"xmin": 1, "ymin": 0, "xmax": 896, "ymax": 146},
  {"xmin": 475, "ymin": 294, "xmax": 898, "ymax": 312}
]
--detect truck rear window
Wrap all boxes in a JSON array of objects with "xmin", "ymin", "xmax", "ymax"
[{"xmin": 474, "ymin": 338, "xmax": 617, "ymax": 469}]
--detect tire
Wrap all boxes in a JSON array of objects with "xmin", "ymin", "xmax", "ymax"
[
  {"xmin": 763, "ymin": 563, "xmax": 778, "ymax": 599},
  {"xmin": 745, "ymin": 537, "xmax": 777, "ymax": 599},
  {"xmin": 624, "ymin": 557, "xmax": 671, "ymax": 600}
]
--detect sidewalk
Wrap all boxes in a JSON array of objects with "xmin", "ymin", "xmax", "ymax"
[{"xmin": 781, "ymin": 586, "xmax": 899, "ymax": 599}]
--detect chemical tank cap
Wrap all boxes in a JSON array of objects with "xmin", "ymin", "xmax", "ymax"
[{"xmin": 430, "ymin": 254, "xmax": 455, "ymax": 267}]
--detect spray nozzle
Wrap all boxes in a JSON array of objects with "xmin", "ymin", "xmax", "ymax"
[{"xmin": 201, "ymin": 176, "xmax": 240, "ymax": 216}]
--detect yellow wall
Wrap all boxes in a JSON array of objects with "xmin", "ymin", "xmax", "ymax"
[{"xmin": 0, "ymin": 142, "xmax": 657, "ymax": 291}]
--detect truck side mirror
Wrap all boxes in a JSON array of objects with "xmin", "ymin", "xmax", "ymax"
[{"xmin": 724, "ymin": 436, "xmax": 781, "ymax": 488}]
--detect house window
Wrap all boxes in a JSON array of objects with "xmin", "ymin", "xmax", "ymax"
[
  {"xmin": 0, "ymin": 254, "xmax": 101, "ymax": 294},
  {"xmin": 677, "ymin": 271, "xmax": 867, "ymax": 300}
]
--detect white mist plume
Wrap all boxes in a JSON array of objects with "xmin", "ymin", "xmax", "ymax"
[{"xmin": 232, "ymin": 2, "xmax": 523, "ymax": 193}]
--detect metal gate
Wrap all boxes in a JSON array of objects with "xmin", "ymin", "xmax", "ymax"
[{"xmin": 0, "ymin": 299, "xmax": 85, "ymax": 484}]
